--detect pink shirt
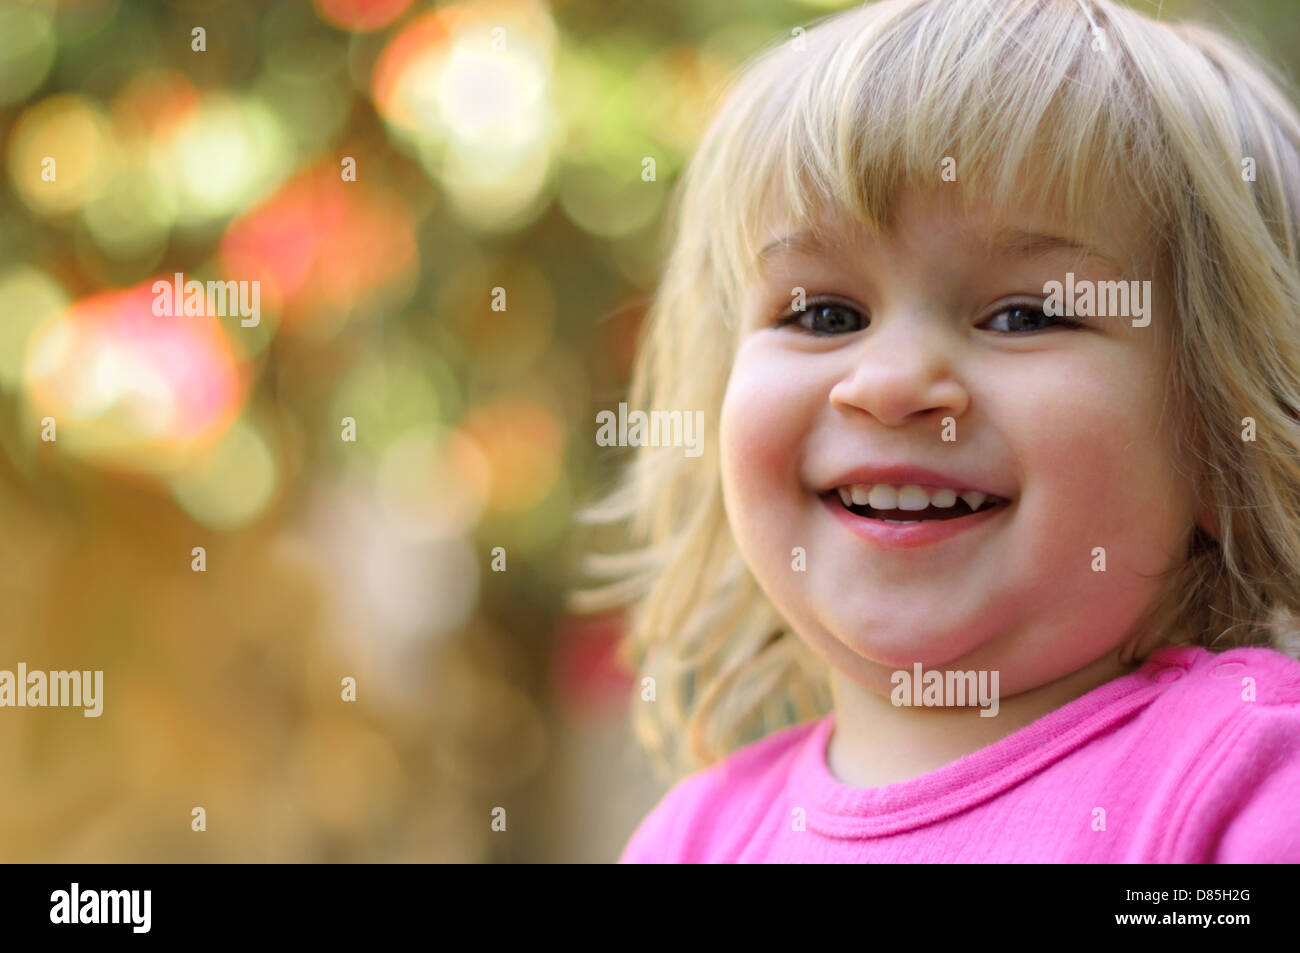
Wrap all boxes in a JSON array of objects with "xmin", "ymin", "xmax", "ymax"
[{"xmin": 619, "ymin": 645, "xmax": 1300, "ymax": 862}]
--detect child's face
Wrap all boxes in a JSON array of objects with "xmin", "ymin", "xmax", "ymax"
[{"xmin": 719, "ymin": 187, "xmax": 1201, "ymax": 698}]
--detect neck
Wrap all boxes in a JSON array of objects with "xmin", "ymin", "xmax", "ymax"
[{"xmin": 826, "ymin": 649, "xmax": 1138, "ymax": 788}]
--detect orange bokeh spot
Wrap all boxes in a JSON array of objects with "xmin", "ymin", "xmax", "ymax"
[
  {"xmin": 110, "ymin": 69, "xmax": 200, "ymax": 142},
  {"xmin": 370, "ymin": 9, "xmax": 453, "ymax": 131},
  {"xmin": 457, "ymin": 399, "xmax": 562, "ymax": 513},
  {"xmin": 314, "ymin": 0, "xmax": 414, "ymax": 33},
  {"xmin": 220, "ymin": 163, "xmax": 417, "ymax": 333}
]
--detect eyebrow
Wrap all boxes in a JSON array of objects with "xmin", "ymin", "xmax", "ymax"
[
  {"xmin": 758, "ymin": 231, "xmax": 825, "ymax": 261},
  {"xmin": 757, "ymin": 227, "xmax": 1125, "ymax": 272},
  {"xmin": 983, "ymin": 228, "xmax": 1124, "ymax": 272}
]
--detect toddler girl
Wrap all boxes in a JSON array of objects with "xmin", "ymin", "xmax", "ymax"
[{"xmin": 580, "ymin": 0, "xmax": 1300, "ymax": 862}]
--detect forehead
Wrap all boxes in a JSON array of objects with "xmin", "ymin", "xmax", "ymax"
[{"xmin": 756, "ymin": 187, "xmax": 1153, "ymax": 276}]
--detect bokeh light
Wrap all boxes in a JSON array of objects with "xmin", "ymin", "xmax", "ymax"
[
  {"xmin": 314, "ymin": 0, "xmax": 415, "ymax": 33},
  {"xmin": 168, "ymin": 414, "xmax": 279, "ymax": 529},
  {"xmin": 457, "ymin": 397, "xmax": 563, "ymax": 514},
  {"xmin": 372, "ymin": 1, "xmax": 557, "ymax": 229},
  {"xmin": 376, "ymin": 426, "xmax": 491, "ymax": 541},
  {"xmin": 0, "ymin": 4, "xmax": 57, "ymax": 107},
  {"xmin": 7, "ymin": 93, "xmax": 117, "ymax": 217},
  {"xmin": 220, "ymin": 163, "xmax": 420, "ymax": 339},
  {"xmin": 22, "ymin": 281, "xmax": 247, "ymax": 473},
  {"xmin": 0, "ymin": 266, "xmax": 69, "ymax": 391},
  {"xmin": 152, "ymin": 93, "xmax": 293, "ymax": 228}
]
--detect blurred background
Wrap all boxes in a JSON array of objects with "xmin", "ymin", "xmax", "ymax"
[{"xmin": 0, "ymin": 0, "xmax": 1295, "ymax": 863}]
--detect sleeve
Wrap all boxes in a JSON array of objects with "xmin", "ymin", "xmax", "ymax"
[{"xmin": 1195, "ymin": 703, "xmax": 1300, "ymax": 863}]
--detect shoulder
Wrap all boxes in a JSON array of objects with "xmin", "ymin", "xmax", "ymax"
[
  {"xmin": 1143, "ymin": 645, "xmax": 1300, "ymax": 861},
  {"xmin": 1142, "ymin": 643, "xmax": 1300, "ymax": 708},
  {"xmin": 1137, "ymin": 644, "xmax": 1300, "ymax": 768},
  {"xmin": 618, "ymin": 716, "xmax": 822, "ymax": 863}
]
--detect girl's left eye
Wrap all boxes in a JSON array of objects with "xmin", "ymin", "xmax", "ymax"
[
  {"xmin": 982, "ymin": 305, "xmax": 1084, "ymax": 333},
  {"xmin": 774, "ymin": 301, "xmax": 866, "ymax": 335}
]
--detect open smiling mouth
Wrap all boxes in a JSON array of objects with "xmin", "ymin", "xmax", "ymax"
[{"xmin": 825, "ymin": 485, "xmax": 1012, "ymax": 524}]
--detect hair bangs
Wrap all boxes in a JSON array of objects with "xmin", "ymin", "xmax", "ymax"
[{"xmin": 705, "ymin": 0, "xmax": 1180, "ymax": 307}]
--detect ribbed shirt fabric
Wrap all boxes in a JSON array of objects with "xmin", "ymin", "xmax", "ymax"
[{"xmin": 619, "ymin": 645, "xmax": 1300, "ymax": 862}]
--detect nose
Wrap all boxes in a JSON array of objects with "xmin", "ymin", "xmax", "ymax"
[{"xmin": 827, "ymin": 316, "xmax": 970, "ymax": 427}]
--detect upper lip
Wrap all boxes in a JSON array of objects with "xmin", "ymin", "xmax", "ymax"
[{"xmin": 822, "ymin": 464, "xmax": 1012, "ymax": 500}]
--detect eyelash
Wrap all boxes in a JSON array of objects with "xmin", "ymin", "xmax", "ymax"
[{"xmin": 773, "ymin": 299, "xmax": 1086, "ymax": 335}]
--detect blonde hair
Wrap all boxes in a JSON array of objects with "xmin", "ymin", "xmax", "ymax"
[{"xmin": 574, "ymin": 0, "xmax": 1300, "ymax": 778}]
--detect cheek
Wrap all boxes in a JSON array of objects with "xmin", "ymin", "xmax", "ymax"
[
  {"xmin": 720, "ymin": 343, "xmax": 821, "ymax": 536},
  {"xmin": 1005, "ymin": 353, "xmax": 1192, "ymax": 564}
]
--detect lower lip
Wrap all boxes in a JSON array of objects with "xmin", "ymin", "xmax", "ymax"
[{"xmin": 820, "ymin": 493, "xmax": 1011, "ymax": 549}]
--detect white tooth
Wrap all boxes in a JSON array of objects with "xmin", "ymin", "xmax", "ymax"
[
  {"xmin": 960, "ymin": 490, "xmax": 987, "ymax": 511},
  {"xmin": 837, "ymin": 487, "xmax": 853, "ymax": 506},
  {"xmin": 896, "ymin": 485, "xmax": 930, "ymax": 511},
  {"xmin": 930, "ymin": 488, "xmax": 957, "ymax": 508},
  {"xmin": 868, "ymin": 484, "xmax": 898, "ymax": 509},
  {"xmin": 850, "ymin": 484, "xmax": 871, "ymax": 506}
]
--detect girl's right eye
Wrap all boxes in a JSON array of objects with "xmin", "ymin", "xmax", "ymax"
[{"xmin": 775, "ymin": 300, "xmax": 867, "ymax": 335}]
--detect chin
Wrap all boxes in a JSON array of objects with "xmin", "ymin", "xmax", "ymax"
[{"xmin": 829, "ymin": 621, "xmax": 994, "ymax": 671}]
